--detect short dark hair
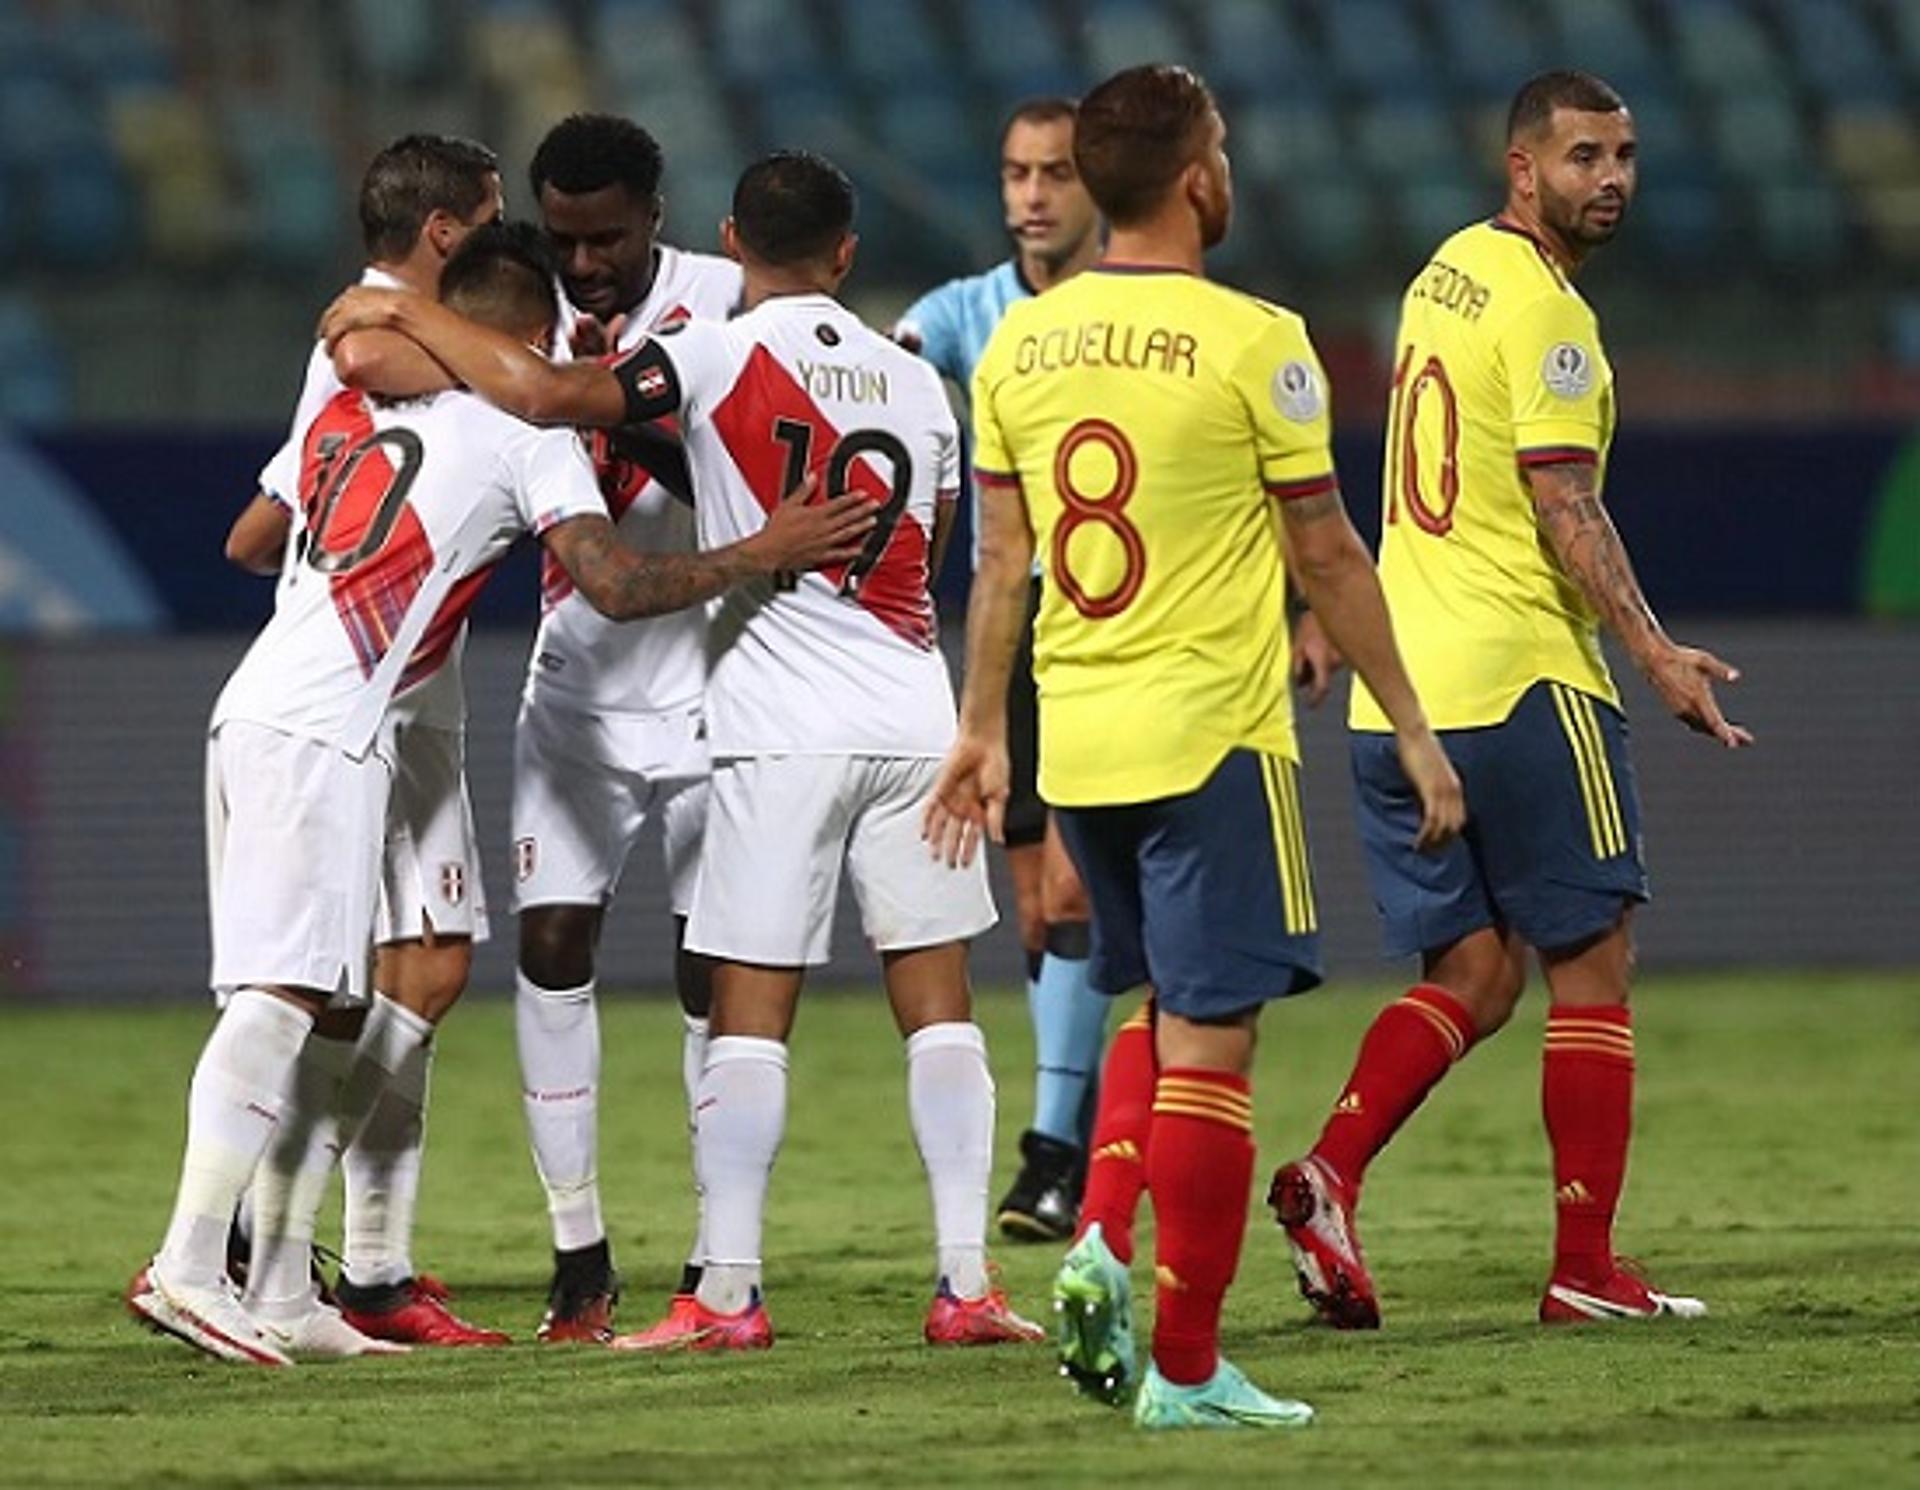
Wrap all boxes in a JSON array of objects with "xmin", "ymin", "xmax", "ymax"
[
  {"xmin": 359, "ymin": 133, "xmax": 499, "ymax": 261},
  {"xmin": 439, "ymin": 221, "xmax": 559, "ymax": 332},
  {"xmin": 730, "ymin": 150, "xmax": 856, "ymax": 267},
  {"xmin": 1074, "ymin": 65, "xmax": 1214, "ymax": 227},
  {"xmin": 999, "ymin": 96, "xmax": 1077, "ymax": 152},
  {"xmin": 1507, "ymin": 70, "xmax": 1626, "ymax": 141},
  {"xmin": 529, "ymin": 113, "xmax": 665, "ymax": 202}
]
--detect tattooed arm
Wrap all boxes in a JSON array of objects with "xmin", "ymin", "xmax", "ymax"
[
  {"xmin": 542, "ymin": 476, "xmax": 874, "ymax": 621},
  {"xmin": 1527, "ymin": 461, "xmax": 1752, "ymax": 747}
]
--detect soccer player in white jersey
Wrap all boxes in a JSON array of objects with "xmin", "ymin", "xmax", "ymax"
[
  {"xmin": 128, "ymin": 222, "xmax": 874, "ymax": 1367},
  {"xmin": 893, "ymin": 98, "xmax": 1108, "ymax": 1243},
  {"xmin": 512, "ymin": 115, "xmax": 743, "ymax": 1344},
  {"xmin": 223, "ymin": 133, "xmax": 515, "ymax": 1347},
  {"xmin": 321, "ymin": 150, "xmax": 1046, "ymax": 1352}
]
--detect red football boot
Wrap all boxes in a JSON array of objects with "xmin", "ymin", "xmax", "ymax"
[
  {"xmin": 338, "ymin": 1277, "xmax": 511, "ymax": 1347},
  {"xmin": 923, "ymin": 1279, "xmax": 1047, "ymax": 1345},
  {"xmin": 607, "ymin": 1291, "xmax": 772, "ymax": 1353},
  {"xmin": 1541, "ymin": 1261, "xmax": 1707, "ymax": 1324},
  {"xmin": 1269, "ymin": 1155, "xmax": 1381, "ymax": 1330}
]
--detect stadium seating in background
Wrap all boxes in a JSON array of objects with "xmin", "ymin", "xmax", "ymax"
[
  {"xmin": 109, "ymin": 90, "xmax": 232, "ymax": 269},
  {"xmin": 958, "ymin": 0, "xmax": 1079, "ymax": 102},
  {"xmin": 348, "ymin": 0, "xmax": 442, "ymax": 86},
  {"xmin": 1769, "ymin": 0, "xmax": 1901, "ymax": 105},
  {"xmin": 1193, "ymin": 0, "xmax": 1319, "ymax": 99},
  {"xmin": 0, "ymin": 294, "xmax": 70, "ymax": 423},
  {"xmin": 224, "ymin": 105, "xmax": 341, "ymax": 275},
  {"xmin": 1081, "ymin": 0, "xmax": 1188, "ymax": 81}
]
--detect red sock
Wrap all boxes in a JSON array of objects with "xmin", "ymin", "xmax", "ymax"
[
  {"xmin": 1146, "ymin": 1068, "xmax": 1254, "ymax": 1386},
  {"xmin": 1075, "ymin": 1001, "xmax": 1155, "ymax": 1264},
  {"xmin": 1311, "ymin": 984, "xmax": 1476, "ymax": 1192},
  {"xmin": 1542, "ymin": 1004, "xmax": 1634, "ymax": 1283}
]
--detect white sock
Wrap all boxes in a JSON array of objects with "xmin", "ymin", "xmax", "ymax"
[
  {"xmin": 158, "ymin": 989, "xmax": 314, "ymax": 1289},
  {"xmin": 515, "ymin": 972, "xmax": 603, "ymax": 1253},
  {"xmin": 692, "ymin": 1036, "xmax": 787, "ymax": 1315},
  {"xmin": 246, "ymin": 1032, "xmax": 353, "ymax": 1318},
  {"xmin": 331, "ymin": 994, "xmax": 433, "ymax": 1289},
  {"xmin": 906, "ymin": 1021, "xmax": 994, "ymax": 1300},
  {"xmin": 341, "ymin": 1033, "xmax": 431, "ymax": 1290},
  {"xmin": 682, "ymin": 1012, "xmax": 710, "ymax": 1275}
]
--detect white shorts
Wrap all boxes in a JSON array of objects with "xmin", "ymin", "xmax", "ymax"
[
  {"xmin": 686, "ymin": 754, "xmax": 997, "ymax": 967},
  {"xmin": 206, "ymin": 720, "xmax": 389, "ymax": 1003},
  {"xmin": 375, "ymin": 723, "xmax": 489, "ymax": 945},
  {"xmin": 510, "ymin": 696, "xmax": 709, "ymax": 917}
]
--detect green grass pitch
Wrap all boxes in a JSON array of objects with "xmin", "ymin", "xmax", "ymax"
[{"xmin": 2, "ymin": 973, "xmax": 1916, "ymax": 1487}]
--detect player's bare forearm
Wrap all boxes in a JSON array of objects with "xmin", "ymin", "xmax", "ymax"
[
  {"xmin": 545, "ymin": 484, "xmax": 874, "ymax": 621},
  {"xmin": 1529, "ymin": 461, "xmax": 1667, "ymax": 664},
  {"xmin": 1530, "ymin": 462, "xmax": 1752, "ymax": 747},
  {"xmin": 322, "ymin": 288, "xmax": 626, "ymax": 427},
  {"xmin": 332, "ymin": 328, "xmax": 455, "ymax": 399},
  {"xmin": 958, "ymin": 481, "xmax": 1035, "ymax": 739},
  {"xmin": 1281, "ymin": 491, "xmax": 1428, "ymax": 735},
  {"xmin": 225, "ymin": 492, "xmax": 291, "ymax": 575},
  {"xmin": 544, "ymin": 515, "xmax": 768, "ymax": 620}
]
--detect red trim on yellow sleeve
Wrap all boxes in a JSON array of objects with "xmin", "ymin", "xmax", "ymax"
[
  {"xmin": 1265, "ymin": 472, "xmax": 1339, "ymax": 502},
  {"xmin": 1517, "ymin": 446, "xmax": 1598, "ymax": 468},
  {"xmin": 973, "ymin": 467, "xmax": 1021, "ymax": 487}
]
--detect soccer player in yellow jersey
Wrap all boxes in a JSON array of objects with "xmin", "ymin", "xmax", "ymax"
[
  {"xmin": 1271, "ymin": 71, "xmax": 1749, "ymax": 1333},
  {"xmin": 926, "ymin": 65, "xmax": 1463, "ymax": 1430}
]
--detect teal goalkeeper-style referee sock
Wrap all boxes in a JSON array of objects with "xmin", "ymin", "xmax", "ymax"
[{"xmin": 1030, "ymin": 925, "xmax": 1109, "ymax": 1145}]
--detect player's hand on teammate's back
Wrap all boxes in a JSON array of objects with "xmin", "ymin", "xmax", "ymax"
[
  {"xmin": 746, "ymin": 474, "xmax": 876, "ymax": 577},
  {"xmin": 1395, "ymin": 728, "xmax": 1467, "ymax": 852},
  {"xmin": 1291, "ymin": 611, "xmax": 1344, "ymax": 709},
  {"xmin": 922, "ymin": 735, "xmax": 1011, "ymax": 868},
  {"xmin": 1643, "ymin": 641, "xmax": 1753, "ymax": 748}
]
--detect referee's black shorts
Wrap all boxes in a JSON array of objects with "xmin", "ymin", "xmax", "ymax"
[{"xmin": 1003, "ymin": 584, "xmax": 1046, "ymax": 848}]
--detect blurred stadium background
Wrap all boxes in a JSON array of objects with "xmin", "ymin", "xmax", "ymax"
[{"xmin": 0, "ymin": 0, "xmax": 1915, "ymax": 1000}]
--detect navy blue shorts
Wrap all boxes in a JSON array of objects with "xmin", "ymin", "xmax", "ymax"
[
  {"xmin": 1055, "ymin": 749, "xmax": 1323, "ymax": 1021},
  {"xmin": 1351, "ymin": 680, "xmax": 1650, "ymax": 959}
]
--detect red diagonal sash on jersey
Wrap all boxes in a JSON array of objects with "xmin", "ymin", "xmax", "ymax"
[
  {"xmin": 707, "ymin": 344, "xmax": 932, "ymax": 648},
  {"xmin": 302, "ymin": 394, "xmax": 436, "ymax": 681},
  {"xmin": 302, "ymin": 390, "xmax": 502, "ymax": 698}
]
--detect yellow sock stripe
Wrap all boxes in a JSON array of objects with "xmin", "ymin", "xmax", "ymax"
[
  {"xmin": 1573, "ymin": 693, "xmax": 1627, "ymax": 857},
  {"xmin": 1545, "ymin": 1026, "xmax": 1635, "ymax": 1045},
  {"xmin": 1151, "ymin": 1093, "xmax": 1254, "ymax": 1121},
  {"xmin": 1545, "ymin": 1028, "xmax": 1635, "ymax": 1050},
  {"xmin": 1154, "ymin": 1078, "xmax": 1254, "ymax": 1115},
  {"xmin": 1258, "ymin": 755, "xmax": 1306, "ymax": 935},
  {"xmin": 1403, "ymin": 996, "xmax": 1467, "ymax": 1060},
  {"xmin": 1151, "ymin": 1097, "xmax": 1255, "ymax": 1131},
  {"xmin": 1551, "ymin": 685, "xmax": 1612, "ymax": 860},
  {"xmin": 1281, "ymin": 757, "xmax": 1319, "ymax": 933},
  {"xmin": 1548, "ymin": 1016, "xmax": 1636, "ymax": 1035},
  {"xmin": 1545, "ymin": 1040, "xmax": 1636, "ymax": 1063},
  {"xmin": 1545, "ymin": 1029, "xmax": 1636, "ymax": 1053}
]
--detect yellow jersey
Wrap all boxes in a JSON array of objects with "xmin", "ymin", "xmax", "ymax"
[
  {"xmin": 971, "ymin": 264, "xmax": 1336, "ymax": 806},
  {"xmin": 1351, "ymin": 219, "xmax": 1619, "ymax": 733}
]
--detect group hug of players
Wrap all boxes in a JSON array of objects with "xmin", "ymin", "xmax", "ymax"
[{"xmin": 127, "ymin": 58, "xmax": 1749, "ymax": 1431}]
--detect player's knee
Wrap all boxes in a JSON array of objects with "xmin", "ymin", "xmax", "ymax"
[
  {"xmin": 518, "ymin": 904, "xmax": 599, "ymax": 990},
  {"xmin": 1041, "ymin": 866, "xmax": 1090, "ymax": 926},
  {"xmin": 1439, "ymin": 953, "xmax": 1526, "ymax": 1037},
  {"xmin": 388, "ymin": 938, "xmax": 471, "ymax": 1024}
]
